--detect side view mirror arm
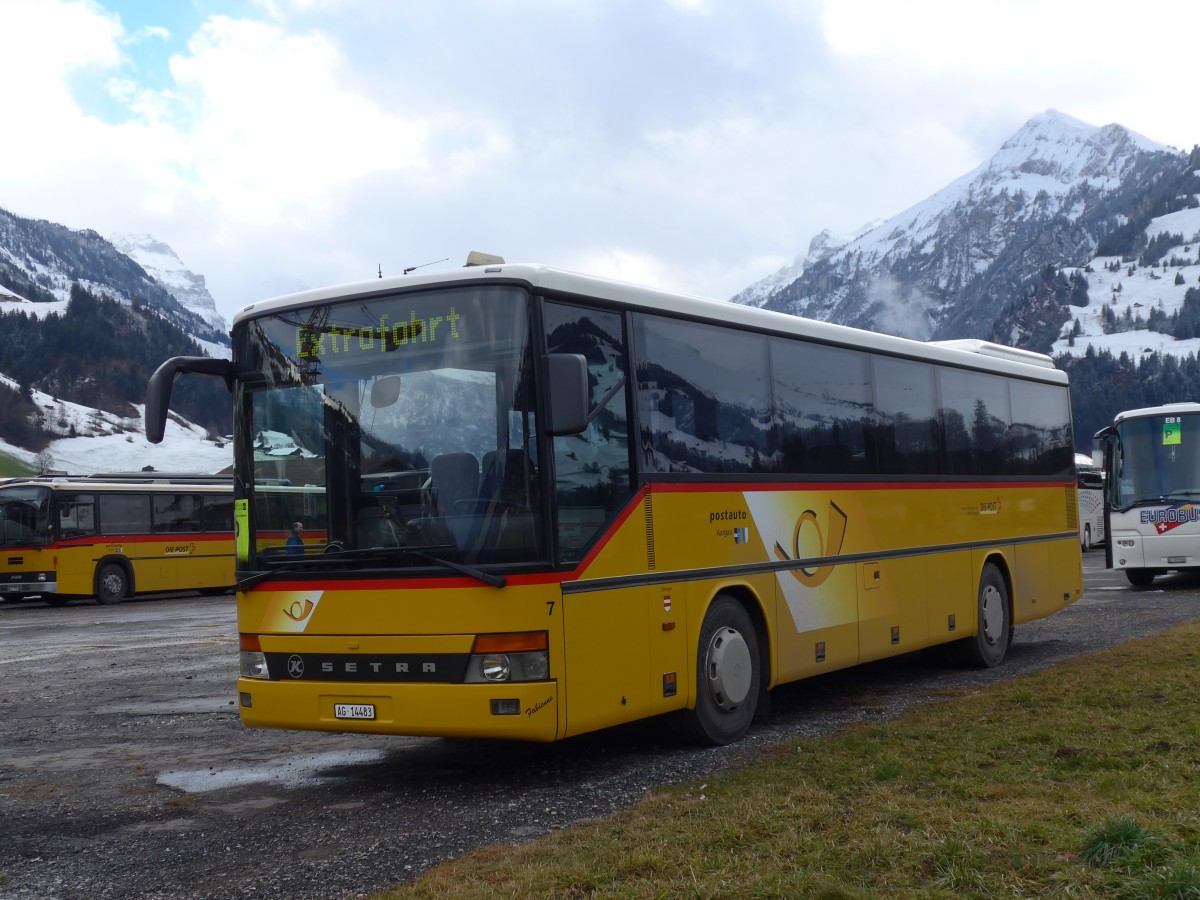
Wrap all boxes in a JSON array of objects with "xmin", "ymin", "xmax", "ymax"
[{"xmin": 145, "ymin": 356, "xmax": 234, "ymax": 444}]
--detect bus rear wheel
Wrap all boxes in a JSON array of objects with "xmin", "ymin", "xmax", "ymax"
[
  {"xmin": 951, "ymin": 562, "xmax": 1011, "ymax": 668},
  {"xmin": 95, "ymin": 563, "xmax": 130, "ymax": 605},
  {"xmin": 680, "ymin": 595, "xmax": 760, "ymax": 746}
]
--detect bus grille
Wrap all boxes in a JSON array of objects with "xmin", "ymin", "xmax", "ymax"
[{"xmin": 1066, "ymin": 487, "xmax": 1079, "ymax": 530}]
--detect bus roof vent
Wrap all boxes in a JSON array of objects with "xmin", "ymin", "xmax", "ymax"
[
  {"xmin": 928, "ymin": 338, "xmax": 1054, "ymax": 369},
  {"xmin": 464, "ymin": 251, "xmax": 505, "ymax": 267}
]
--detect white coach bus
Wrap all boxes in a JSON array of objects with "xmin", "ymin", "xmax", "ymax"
[{"xmin": 1094, "ymin": 403, "xmax": 1200, "ymax": 585}]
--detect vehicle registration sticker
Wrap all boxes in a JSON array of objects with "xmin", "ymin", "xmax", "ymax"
[{"xmin": 334, "ymin": 703, "xmax": 376, "ymax": 720}]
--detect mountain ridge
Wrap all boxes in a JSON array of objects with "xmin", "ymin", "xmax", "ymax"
[{"xmin": 734, "ymin": 110, "xmax": 1195, "ymax": 349}]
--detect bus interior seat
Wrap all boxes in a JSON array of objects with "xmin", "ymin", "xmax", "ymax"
[
  {"xmin": 430, "ymin": 453, "xmax": 480, "ymax": 515},
  {"xmin": 430, "ymin": 453, "xmax": 480, "ymax": 547}
]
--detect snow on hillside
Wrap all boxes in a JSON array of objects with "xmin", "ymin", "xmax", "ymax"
[
  {"xmin": 1051, "ymin": 204, "xmax": 1200, "ymax": 360},
  {"xmin": 0, "ymin": 373, "xmax": 231, "ymax": 475}
]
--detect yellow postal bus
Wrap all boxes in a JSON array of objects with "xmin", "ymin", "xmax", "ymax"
[
  {"xmin": 148, "ymin": 258, "xmax": 1082, "ymax": 744},
  {"xmin": 0, "ymin": 473, "xmax": 234, "ymax": 606}
]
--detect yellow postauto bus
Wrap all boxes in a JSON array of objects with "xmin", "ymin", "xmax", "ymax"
[
  {"xmin": 0, "ymin": 473, "xmax": 234, "ymax": 606},
  {"xmin": 147, "ymin": 257, "xmax": 1082, "ymax": 745}
]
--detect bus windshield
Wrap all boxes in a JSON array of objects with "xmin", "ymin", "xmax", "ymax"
[
  {"xmin": 1111, "ymin": 412, "xmax": 1200, "ymax": 507},
  {"xmin": 0, "ymin": 484, "xmax": 52, "ymax": 547},
  {"xmin": 235, "ymin": 284, "xmax": 543, "ymax": 569}
]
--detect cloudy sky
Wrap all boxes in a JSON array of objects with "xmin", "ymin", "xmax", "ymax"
[{"xmin": 1, "ymin": 0, "xmax": 1195, "ymax": 322}]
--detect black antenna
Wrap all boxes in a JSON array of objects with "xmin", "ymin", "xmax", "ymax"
[
  {"xmin": 403, "ymin": 257, "xmax": 449, "ymax": 275},
  {"xmin": 377, "ymin": 264, "xmax": 383, "ymax": 279}
]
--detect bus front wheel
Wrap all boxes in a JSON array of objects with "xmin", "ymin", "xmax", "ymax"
[
  {"xmin": 95, "ymin": 563, "xmax": 130, "ymax": 605},
  {"xmin": 1125, "ymin": 569, "xmax": 1156, "ymax": 587},
  {"xmin": 681, "ymin": 595, "xmax": 761, "ymax": 746}
]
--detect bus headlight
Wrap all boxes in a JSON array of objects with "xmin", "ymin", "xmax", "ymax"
[
  {"xmin": 240, "ymin": 650, "xmax": 270, "ymax": 679},
  {"xmin": 239, "ymin": 634, "xmax": 270, "ymax": 680},
  {"xmin": 464, "ymin": 632, "xmax": 549, "ymax": 683}
]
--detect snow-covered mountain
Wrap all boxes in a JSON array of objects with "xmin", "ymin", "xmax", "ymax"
[
  {"xmin": 109, "ymin": 233, "xmax": 228, "ymax": 335},
  {"xmin": 0, "ymin": 206, "xmax": 228, "ymax": 349},
  {"xmin": 734, "ymin": 110, "xmax": 1196, "ymax": 350}
]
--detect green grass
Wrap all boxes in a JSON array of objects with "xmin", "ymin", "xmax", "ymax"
[
  {"xmin": 388, "ymin": 621, "xmax": 1200, "ymax": 899},
  {"xmin": 0, "ymin": 450, "xmax": 34, "ymax": 478}
]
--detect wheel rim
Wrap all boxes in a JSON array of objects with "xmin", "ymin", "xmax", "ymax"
[
  {"xmin": 102, "ymin": 569, "xmax": 124, "ymax": 597},
  {"xmin": 704, "ymin": 626, "xmax": 752, "ymax": 710},
  {"xmin": 980, "ymin": 583, "xmax": 1004, "ymax": 645}
]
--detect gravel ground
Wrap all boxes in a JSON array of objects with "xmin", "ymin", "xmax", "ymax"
[{"xmin": 0, "ymin": 550, "xmax": 1196, "ymax": 899}]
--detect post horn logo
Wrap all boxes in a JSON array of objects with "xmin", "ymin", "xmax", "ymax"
[
  {"xmin": 773, "ymin": 501, "xmax": 848, "ymax": 587},
  {"xmin": 283, "ymin": 599, "xmax": 315, "ymax": 622}
]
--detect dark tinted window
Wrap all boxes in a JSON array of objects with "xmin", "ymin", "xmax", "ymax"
[
  {"xmin": 938, "ymin": 368, "xmax": 1013, "ymax": 476},
  {"xmin": 204, "ymin": 495, "xmax": 236, "ymax": 531},
  {"xmin": 99, "ymin": 494, "xmax": 151, "ymax": 535},
  {"xmin": 772, "ymin": 339, "xmax": 872, "ymax": 475},
  {"xmin": 1010, "ymin": 380, "xmax": 1073, "ymax": 477},
  {"xmin": 871, "ymin": 356, "xmax": 939, "ymax": 475},
  {"xmin": 634, "ymin": 315, "xmax": 773, "ymax": 473},
  {"xmin": 153, "ymin": 493, "xmax": 204, "ymax": 533}
]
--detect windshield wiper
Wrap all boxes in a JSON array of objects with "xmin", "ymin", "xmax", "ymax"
[{"xmin": 237, "ymin": 544, "xmax": 506, "ymax": 591}]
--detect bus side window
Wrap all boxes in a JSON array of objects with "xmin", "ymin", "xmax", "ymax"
[
  {"xmin": 544, "ymin": 300, "xmax": 633, "ymax": 564},
  {"xmin": 57, "ymin": 493, "xmax": 97, "ymax": 538}
]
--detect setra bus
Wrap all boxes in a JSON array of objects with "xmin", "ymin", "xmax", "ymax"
[
  {"xmin": 0, "ymin": 472, "xmax": 235, "ymax": 606},
  {"xmin": 147, "ymin": 256, "xmax": 1083, "ymax": 745},
  {"xmin": 1094, "ymin": 402, "xmax": 1200, "ymax": 586}
]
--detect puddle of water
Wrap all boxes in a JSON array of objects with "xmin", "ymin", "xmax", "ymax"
[{"xmin": 158, "ymin": 749, "xmax": 387, "ymax": 793}]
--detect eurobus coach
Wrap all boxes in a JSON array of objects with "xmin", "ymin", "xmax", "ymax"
[
  {"xmin": 1094, "ymin": 402, "xmax": 1200, "ymax": 586},
  {"xmin": 0, "ymin": 473, "xmax": 235, "ymax": 606},
  {"xmin": 147, "ymin": 255, "xmax": 1083, "ymax": 745}
]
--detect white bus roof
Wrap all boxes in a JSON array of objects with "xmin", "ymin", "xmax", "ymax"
[
  {"xmin": 1112, "ymin": 402, "xmax": 1200, "ymax": 425},
  {"xmin": 232, "ymin": 261, "xmax": 1066, "ymax": 384}
]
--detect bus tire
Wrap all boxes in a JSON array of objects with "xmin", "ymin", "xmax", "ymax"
[
  {"xmin": 681, "ymin": 595, "xmax": 760, "ymax": 746},
  {"xmin": 95, "ymin": 562, "xmax": 131, "ymax": 605},
  {"xmin": 1081, "ymin": 525, "xmax": 1092, "ymax": 552},
  {"xmin": 1126, "ymin": 569, "xmax": 1156, "ymax": 587},
  {"xmin": 952, "ymin": 562, "xmax": 1011, "ymax": 668}
]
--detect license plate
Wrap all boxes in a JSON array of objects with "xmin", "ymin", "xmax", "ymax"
[
  {"xmin": 1168, "ymin": 556, "xmax": 1187, "ymax": 564},
  {"xmin": 334, "ymin": 703, "xmax": 375, "ymax": 720}
]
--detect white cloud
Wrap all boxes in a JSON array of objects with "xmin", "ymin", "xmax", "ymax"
[{"xmin": 0, "ymin": 0, "xmax": 1196, "ymax": 325}]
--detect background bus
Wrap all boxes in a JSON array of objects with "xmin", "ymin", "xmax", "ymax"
[
  {"xmin": 1095, "ymin": 402, "xmax": 1200, "ymax": 585},
  {"xmin": 0, "ymin": 473, "xmax": 234, "ymax": 606},
  {"xmin": 1076, "ymin": 454, "xmax": 1105, "ymax": 551},
  {"xmin": 148, "ymin": 257, "xmax": 1082, "ymax": 745}
]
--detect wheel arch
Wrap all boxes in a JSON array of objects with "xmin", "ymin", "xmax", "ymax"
[
  {"xmin": 699, "ymin": 582, "xmax": 773, "ymax": 690},
  {"xmin": 979, "ymin": 551, "xmax": 1014, "ymax": 612}
]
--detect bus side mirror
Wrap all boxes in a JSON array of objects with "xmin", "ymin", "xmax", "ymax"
[
  {"xmin": 546, "ymin": 353, "xmax": 588, "ymax": 436},
  {"xmin": 146, "ymin": 356, "xmax": 235, "ymax": 444}
]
